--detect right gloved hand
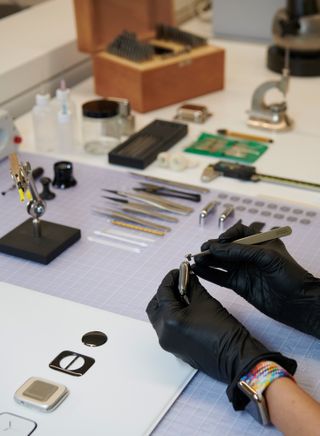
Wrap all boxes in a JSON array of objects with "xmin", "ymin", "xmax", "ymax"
[
  {"xmin": 192, "ymin": 222, "xmax": 320, "ymax": 339},
  {"xmin": 146, "ymin": 269, "xmax": 296, "ymax": 410}
]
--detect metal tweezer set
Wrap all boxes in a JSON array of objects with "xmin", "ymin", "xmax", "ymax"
[
  {"xmin": 93, "ymin": 175, "xmax": 207, "ymax": 237},
  {"xmin": 94, "ymin": 175, "xmax": 239, "ymax": 236}
]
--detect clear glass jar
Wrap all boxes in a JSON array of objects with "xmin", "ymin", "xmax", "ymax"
[{"xmin": 82, "ymin": 100, "xmax": 121, "ymax": 155}]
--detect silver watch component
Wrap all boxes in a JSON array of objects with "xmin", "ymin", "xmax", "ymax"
[{"xmin": 238, "ymin": 380, "xmax": 270, "ymax": 426}]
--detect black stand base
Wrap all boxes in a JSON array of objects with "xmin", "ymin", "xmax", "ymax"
[
  {"xmin": 267, "ymin": 45, "xmax": 320, "ymax": 77},
  {"xmin": 0, "ymin": 219, "xmax": 81, "ymax": 264}
]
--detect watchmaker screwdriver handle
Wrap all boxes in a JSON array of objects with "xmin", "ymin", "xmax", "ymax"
[
  {"xmin": 199, "ymin": 201, "xmax": 217, "ymax": 225},
  {"xmin": 219, "ymin": 205, "xmax": 234, "ymax": 226},
  {"xmin": 202, "ymin": 201, "xmax": 217, "ymax": 215}
]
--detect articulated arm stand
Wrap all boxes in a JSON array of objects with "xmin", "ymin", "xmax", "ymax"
[
  {"xmin": 9, "ymin": 153, "xmax": 46, "ymax": 237},
  {"xmin": 0, "ymin": 154, "xmax": 81, "ymax": 264}
]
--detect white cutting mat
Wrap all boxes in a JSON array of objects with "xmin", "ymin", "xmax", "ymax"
[{"xmin": 0, "ymin": 282, "xmax": 196, "ymax": 436}]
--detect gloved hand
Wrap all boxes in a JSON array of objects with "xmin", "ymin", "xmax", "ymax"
[
  {"xmin": 192, "ymin": 222, "xmax": 320, "ymax": 339},
  {"xmin": 146, "ymin": 269, "xmax": 296, "ymax": 410}
]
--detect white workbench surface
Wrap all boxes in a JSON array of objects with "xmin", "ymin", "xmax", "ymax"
[{"xmin": 15, "ymin": 37, "xmax": 320, "ymax": 208}]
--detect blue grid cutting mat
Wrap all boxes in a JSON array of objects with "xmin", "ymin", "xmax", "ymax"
[{"xmin": 1, "ymin": 153, "xmax": 320, "ymax": 435}]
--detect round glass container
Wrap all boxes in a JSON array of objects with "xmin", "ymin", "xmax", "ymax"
[{"xmin": 82, "ymin": 99, "xmax": 121, "ymax": 155}]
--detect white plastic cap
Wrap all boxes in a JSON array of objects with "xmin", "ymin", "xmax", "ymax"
[
  {"xmin": 56, "ymin": 88, "xmax": 70, "ymax": 102},
  {"xmin": 36, "ymin": 94, "xmax": 50, "ymax": 106}
]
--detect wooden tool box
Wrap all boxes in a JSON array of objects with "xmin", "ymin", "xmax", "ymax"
[{"xmin": 73, "ymin": 0, "xmax": 225, "ymax": 113}]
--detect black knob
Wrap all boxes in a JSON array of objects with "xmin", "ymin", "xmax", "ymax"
[
  {"xmin": 39, "ymin": 177, "xmax": 56, "ymax": 200},
  {"xmin": 52, "ymin": 161, "xmax": 77, "ymax": 189}
]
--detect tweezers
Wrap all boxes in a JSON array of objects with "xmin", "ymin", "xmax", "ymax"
[
  {"xmin": 102, "ymin": 189, "xmax": 193, "ymax": 215},
  {"xmin": 92, "ymin": 207, "xmax": 171, "ymax": 232},
  {"xmin": 101, "ymin": 197, "xmax": 179, "ymax": 223},
  {"xmin": 134, "ymin": 183, "xmax": 201, "ymax": 202}
]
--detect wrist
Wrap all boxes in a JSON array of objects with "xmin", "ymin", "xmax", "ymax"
[
  {"xmin": 240, "ymin": 360, "xmax": 294, "ymax": 394},
  {"xmin": 238, "ymin": 360, "xmax": 295, "ymax": 425},
  {"xmin": 226, "ymin": 351, "xmax": 297, "ymax": 411}
]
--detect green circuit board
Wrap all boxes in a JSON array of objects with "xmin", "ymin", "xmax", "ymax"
[{"xmin": 184, "ymin": 132, "xmax": 268, "ymax": 163}]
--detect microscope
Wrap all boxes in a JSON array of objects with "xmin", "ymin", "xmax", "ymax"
[
  {"xmin": 267, "ymin": 0, "xmax": 320, "ymax": 76},
  {"xmin": 247, "ymin": 0, "xmax": 319, "ymax": 130}
]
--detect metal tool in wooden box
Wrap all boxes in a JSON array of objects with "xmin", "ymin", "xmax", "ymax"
[{"xmin": 87, "ymin": 25, "xmax": 224, "ymax": 112}]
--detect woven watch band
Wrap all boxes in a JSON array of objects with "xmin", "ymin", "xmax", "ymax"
[{"xmin": 240, "ymin": 360, "xmax": 295, "ymax": 396}]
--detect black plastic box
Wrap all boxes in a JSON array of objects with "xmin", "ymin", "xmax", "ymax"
[{"xmin": 108, "ymin": 119, "xmax": 188, "ymax": 169}]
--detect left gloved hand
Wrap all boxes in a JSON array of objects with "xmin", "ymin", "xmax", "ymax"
[{"xmin": 146, "ymin": 269, "xmax": 296, "ymax": 410}]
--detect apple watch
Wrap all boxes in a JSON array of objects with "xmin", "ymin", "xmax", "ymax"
[{"xmin": 238, "ymin": 360, "xmax": 294, "ymax": 425}]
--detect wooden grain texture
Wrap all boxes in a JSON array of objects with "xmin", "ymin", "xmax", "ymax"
[
  {"xmin": 93, "ymin": 46, "xmax": 225, "ymax": 112},
  {"xmin": 93, "ymin": 56, "xmax": 144, "ymax": 110},
  {"xmin": 73, "ymin": 0, "xmax": 224, "ymax": 113}
]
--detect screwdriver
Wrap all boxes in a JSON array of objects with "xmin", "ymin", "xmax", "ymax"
[{"xmin": 1, "ymin": 166, "xmax": 44, "ymax": 196}]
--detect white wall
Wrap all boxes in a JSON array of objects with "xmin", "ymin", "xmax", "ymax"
[
  {"xmin": 213, "ymin": 0, "xmax": 285, "ymax": 42},
  {"xmin": 0, "ymin": 0, "xmax": 91, "ymax": 118}
]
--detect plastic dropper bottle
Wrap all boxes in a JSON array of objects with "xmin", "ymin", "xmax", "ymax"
[
  {"xmin": 32, "ymin": 93, "xmax": 56, "ymax": 152},
  {"xmin": 55, "ymin": 80, "xmax": 76, "ymax": 153}
]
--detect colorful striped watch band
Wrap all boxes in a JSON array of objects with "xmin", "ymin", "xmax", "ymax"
[{"xmin": 240, "ymin": 360, "xmax": 294, "ymax": 397}]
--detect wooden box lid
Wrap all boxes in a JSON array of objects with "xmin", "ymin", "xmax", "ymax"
[{"xmin": 73, "ymin": 0, "xmax": 175, "ymax": 53}]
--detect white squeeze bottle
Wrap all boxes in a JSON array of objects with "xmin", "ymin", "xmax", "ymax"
[
  {"xmin": 32, "ymin": 93, "xmax": 56, "ymax": 152},
  {"xmin": 55, "ymin": 80, "xmax": 76, "ymax": 152}
]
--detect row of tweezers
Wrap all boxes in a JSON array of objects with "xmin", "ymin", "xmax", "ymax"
[{"xmin": 92, "ymin": 175, "xmax": 208, "ymax": 236}]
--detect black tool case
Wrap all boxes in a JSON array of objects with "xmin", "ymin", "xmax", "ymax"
[{"xmin": 108, "ymin": 119, "xmax": 188, "ymax": 169}]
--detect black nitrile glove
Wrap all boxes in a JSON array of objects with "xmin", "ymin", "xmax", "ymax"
[
  {"xmin": 146, "ymin": 269, "xmax": 296, "ymax": 410},
  {"xmin": 192, "ymin": 222, "xmax": 320, "ymax": 339}
]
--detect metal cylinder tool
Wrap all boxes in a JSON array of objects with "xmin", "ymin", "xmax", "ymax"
[
  {"xmin": 178, "ymin": 260, "xmax": 190, "ymax": 305},
  {"xmin": 199, "ymin": 200, "xmax": 217, "ymax": 226}
]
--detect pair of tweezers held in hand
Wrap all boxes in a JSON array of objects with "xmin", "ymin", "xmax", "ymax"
[
  {"xmin": 180, "ymin": 226, "xmax": 293, "ymax": 305},
  {"xmin": 186, "ymin": 226, "xmax": 293, "ymax": 261},
  {"xmin": 134, "ymin": 182, "xmax": 201, "ymax": 202}
]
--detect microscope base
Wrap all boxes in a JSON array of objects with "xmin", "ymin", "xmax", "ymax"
[
  {"xmin": 267, "ymin": 45, "xmax": 320, "ymax": 77},
  {"xmin": 247, "ymin": 114, "xmax": 294, "ymax": 132},
  {"xmin": 0, "ymin": 218, "xmax": 81, "ymax": 264}
]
